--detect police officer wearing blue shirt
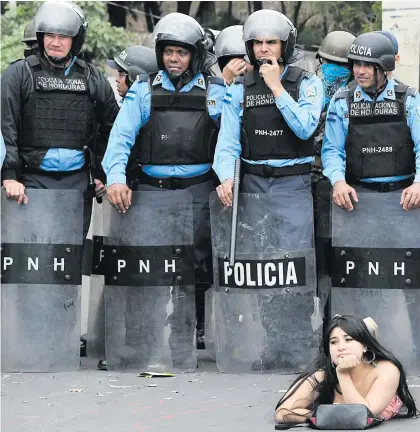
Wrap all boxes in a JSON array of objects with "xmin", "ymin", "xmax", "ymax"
[
  {"xmin": 1, "ymin": 1, "xmax": 118, "ymax": 236},
  {"xmin": 322, "ymin": 32, "xmax": 420, "ymax": 211},
  {"xmin": 214, "ymin": 9, "xmax": 324, "ymax": 205},
  {"xmin": 102, "ymin": 13, "xmax": 224, "ymax": 349},
  {"xmin": 213, "ymin": 9, "xmax": 323, "ymax": 371}
]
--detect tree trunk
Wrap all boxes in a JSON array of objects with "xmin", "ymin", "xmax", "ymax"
[
  {"xmin": 252, "ymin": 1, "xmax": 263, "ymax": 12},
  {"xmin": 143, "ymin": 1, "xmax": 161, "ymax": 32},
  {"xmin": 107, "ymin": 2, "xmax": 127, "ymax": 28},
  {"xmin": 196, "ymin": 1, "xmax": 216, "ymax": 27},
  {"xmin": 177, "ymin": 1, "xmax": 192, "ymax": 15}
]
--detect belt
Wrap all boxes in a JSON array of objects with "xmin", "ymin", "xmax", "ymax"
[
  {"xmin": 23, "ymin": 166, "xmax": 86, "ymax": 177},
  {"xmin": 242, "ymin": 163, "xmax": 311, "ymax": 177},
  {"xmin": 139, "ymin": 171, "xmax": 213, "ymax": 190},
  {"xmin": 355, "ymin": 178, "xmax": 413, "ymax": 192}
]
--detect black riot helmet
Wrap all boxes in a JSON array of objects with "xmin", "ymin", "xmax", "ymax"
[
  {"xmin": 22, "ymin": 19, "xmax": 38, "ymax": 44},
  {"xmin": 243, "ymin": 9, "xmax": 297, "ymax": 66},
  {"xmin": 153, "ymin": 13, "xmax": 209, "ymax": 76},
  {"xmin": 347, "ymin": 32, "xmax": 395, "ymax": 71},
  {"xmin": 107, "ymin": 46, "xmax": 158, "ymax": 84},
  {"xmin": 317, "ymin": 31, "xmax": 356, "ymax": 64},
  {"xmin": 215, "ymin": 25, "xmax": 246, "ymax": 71},
  {"xmin": 33, "ymin": 0, "xmax": 88, "ymax": 57}
]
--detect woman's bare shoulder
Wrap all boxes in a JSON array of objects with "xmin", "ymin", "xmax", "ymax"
[{"xmin": 375, "ymin": 360, "xmax": 400, "ymax": 376}]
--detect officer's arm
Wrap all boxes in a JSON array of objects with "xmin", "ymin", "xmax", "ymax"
[
  {"xmin": 0, "ymin": 133, "xmax": 6, "ymax": 169},
  {"xmin": 87, "ymin": 65, "xmax": 119, "ymax": 183},
  {"xmin": 321, "ymin": 96, "xmax": 348, "ymax": 186},
  {"xmin": 212, "ymin": 83, "xmax": 243, "ymax": 182},
  {"xmin": 275, "ymin": 74, "xmax": 324, "ymax": 140},
  {"xmin": 406, "ymin": 92, "xmax": 420, "ymax": 183},
  {"xmin": 0, "ymin": 61, "xmax": 29, "ymax": 181},
  {"xmin": 102, "ymin": 81, "xmax": 147, "ymax": 186},
  {"xmin": 207, "ymin": 79, "xmax": 227, "ymax": 128}
]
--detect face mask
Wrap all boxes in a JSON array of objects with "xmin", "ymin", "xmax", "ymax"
[{"xmin": 321, "ymin": 63, "xmax": 351, "ymax": 106}]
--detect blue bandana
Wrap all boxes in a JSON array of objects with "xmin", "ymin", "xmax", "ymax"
[{"xmin": 321, "ymin": 63, "xmax": 351, "ymax": 107}]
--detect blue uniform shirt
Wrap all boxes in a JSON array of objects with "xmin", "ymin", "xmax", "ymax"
[
  {"xmin": 102, "ymin": 70, "xmax": 224, "ymax": 186},
  {"xmin": 322, "ymin": 79, "xmax": 420, "ymax": 185},
  {"xmin": 0, "ymin": 132, "xmax": 6, "ymax": 168},
  {"xmin": 212, "ymin": 65, "xmax": 324, "ymax": 183},
  {"xmin": 40, "ymin": 57, "xmax": 85, "ymax": 171}
]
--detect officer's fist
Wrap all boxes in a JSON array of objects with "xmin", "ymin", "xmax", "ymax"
[
  {"xmin": 332, "ymin": 180, "xmax": 358, "ymax": 211},
  {"xmin": 400, "ymin": 182, "xmax": 420, "ymax": 211},
  {"xmin": 107, "ymin": 183, "xmax": 132, "ymax": 213},
  {"xmin": 216, "ymin": 178, "xmax": 234, "ymax": 207},
  {"xmin": 2, "ymin": 179, "xmax": 28, "ymax": 204}
]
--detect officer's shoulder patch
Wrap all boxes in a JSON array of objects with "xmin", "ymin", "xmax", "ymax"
[{"xmin": 303, "ymin": 84, "xmax": 319, "ymax": 104}]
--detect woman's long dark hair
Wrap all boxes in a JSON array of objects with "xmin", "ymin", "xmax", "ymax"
[{"xmin": 275, "ymin": 314, "xmax": 419, "ymax": 418}]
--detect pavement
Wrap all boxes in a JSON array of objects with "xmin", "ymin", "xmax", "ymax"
[{"xmin": 1, "ymin": 352, "xmax": 420, "ymax": 432}]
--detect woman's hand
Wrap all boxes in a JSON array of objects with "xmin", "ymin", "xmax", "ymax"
[{"xmin": 336, "ymin": 354, "xmax": 360, "ymax": 375}]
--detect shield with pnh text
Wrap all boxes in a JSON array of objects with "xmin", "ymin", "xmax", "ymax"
[
  {"xmin": 102, "ymin": 190, "xmax": 196, "ymax": 372},
  {"xmin": 210, "ymin": 190, "xmax": 320, "ymax": 374},
  {"xmin": 331, "ymin": 192, "xmax": 420, "ymax": 374},
  {"xmin": 1, "ymin": 189, "xmax": 84, "ymax": 372}
]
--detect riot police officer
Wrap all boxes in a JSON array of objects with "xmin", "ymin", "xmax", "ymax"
[
  {"xmin": 1, "ymin": 1, "xmax": 119, "ymax": 237},
  {"xmin": 22, "ymin": 19, "xmax": 40, "ymax": 58},
  {"xmin": 102, "ymin": 13, "xmax": 224, "ymax": 354},
  {"xmin": 213, "ymin": 9, "xmax": 324, "ymax": 371},
  {"xmin": 107, "ymin": 45, "xmax": 158, "ymax": 100},
  {"xmin": 322, "ymin": 32, "xmax": 420, "ymax": 210}
]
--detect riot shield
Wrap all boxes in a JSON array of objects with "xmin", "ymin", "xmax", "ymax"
[
  {"xmin": 103, "ymin": 190, "xmax": 196, "ymax": 372},
  {"xmin": 204, "ymin": 286, "xmax": 217, "ymax": 361},
  {"xmin": 86, "ymin": 200, "xmax": 106, "ymax": 359},
  {"xmin": 210, "ymin": 190, "xmax": 320, "ymax": 374},
  {"xmin": 331, "ymin": 192, "xmax": 420, "ymax": 374},
  {"xmin": 1, "ymin": 189, "xmax": 83, "ymax": 372}
]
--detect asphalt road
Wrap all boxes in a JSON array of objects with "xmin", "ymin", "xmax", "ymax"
[{"xmin": 1, "ymin": 353, "xmax": 419, "ymax": 432}]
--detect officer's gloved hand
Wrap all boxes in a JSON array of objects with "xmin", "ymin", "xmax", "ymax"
[
  {"xmin": 107, "ymin": 183, "xmax": 132, "ymax": 213},
  {"xmin": 332, "ymin": 180, "xmax": 358, "ymax": 211},
  {"xmin": 400, "ymin": 182, "xmax": 420, "ymax": 211},
  {"xmin": 216, "ymin": 178, "xmax": 233, "ymax": 207},
  {"xmin": 2, "ymin": 179, "xmax": 28, "ymax": 204}
]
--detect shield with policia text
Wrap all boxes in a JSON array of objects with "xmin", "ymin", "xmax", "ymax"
[
  {"xmin": 210, "ymin": 190, "xmax": 320, "ymax": 374},
  {"xmin": 331, "ymin": 192, "xmax": 420, "ymax": 374},
  {"xmin": 102, "ymin": 190, "xmax": 197, "ymax": 372},
  {"xmin": 1, "ymin": 190, "xmax": 83, "ymax": 372}
]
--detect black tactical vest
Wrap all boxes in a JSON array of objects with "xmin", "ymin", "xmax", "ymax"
[
  {"xmin": 21, "ymin": 55, "xmax": 96, "ymax": 151},
  {"xmin": 134, "ymin": 73, "xmax": 218, "ymax": 165},
  {"xmin": 336, "ymin": 83, "xmax": 416, "ymax": 180},
  {"xmin": 240, "ymin": 66, "xmax": 315, "ymax": 160}
]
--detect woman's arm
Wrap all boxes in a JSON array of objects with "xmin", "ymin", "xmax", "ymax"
[
  {"xmin": 275, "ymin": 371, "xmax": 323, "ymax": 423},
  {"xmin": 337, "ymin": 362, "xmax": 400, "ymax": 416}
]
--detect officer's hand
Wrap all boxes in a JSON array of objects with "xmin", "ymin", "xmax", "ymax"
[
  {"xmin": 400, "ymin": 182, "xmax": 420, "ymax": 211},
  {"xmin": 94, "ymin": 179, "xmax": 106, "ymax": 197},
  {"xmin": 222, "ymin": 58, "xmax": 248, "ymax": 85},
  {"xmin": 107, "ymin": 183, "xmax": 132, "ymax": 213},
  {"xmin": 2, "ymin": 179, "xmax": 28, "ymax": 204},
  {"xmin": 332, "ymin": 180, "xmax": 358, "ymax": 211},
  {"xmin": 259, "ymin": 56, "xmax": 282, "ymax": 93},
  {"xmin": 216, "ymin": 179, "xmax": 234, "ymax": 207}
]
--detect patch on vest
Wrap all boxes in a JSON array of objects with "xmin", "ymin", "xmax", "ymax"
[
  {"xmin": 349, "ymin": 101, "xmax": 400, "ymax": 117},
  {"xmin": 303, "ymin": 85, "xmax": 318, "ymax": 104},
  {"xmin": 245, "ymin": 92, "xmax": 275, "ymax": 108},
  {"xmin": 36, "ymin": 76, "xmax": 87, "ymax": 92}
]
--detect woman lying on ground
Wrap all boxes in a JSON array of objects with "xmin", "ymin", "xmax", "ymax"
[{"xmin": 275, "ymin": 314, "xmax": 419, "ymax": 424}]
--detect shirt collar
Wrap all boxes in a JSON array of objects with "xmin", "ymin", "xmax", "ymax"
[
  {"xmin": 152, "ymin": 70, "xmax": 207, "ymax": 91},
  {"xmin": 354, "ymin": 79, "xmax": 397, "ymax": 102}
]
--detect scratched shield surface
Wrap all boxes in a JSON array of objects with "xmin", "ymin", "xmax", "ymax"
[
  {"xmin": 1, "ymin": 189, "xmax": 84, "ymax": 372},
  {"xmin": 331, "ymin": 192, "xmax": 420, "ymax": 373},
  {"xmin": 210, "ymin": 191, "xmax": 320, "ymax": 374},
  {"xmin": 102, "ymin": 190, "xmax": 197, "ymax": 372}
]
